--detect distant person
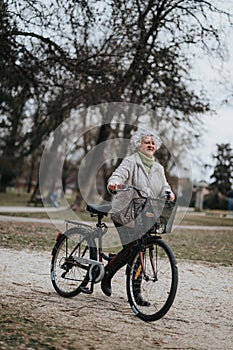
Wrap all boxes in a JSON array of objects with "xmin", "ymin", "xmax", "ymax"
[{"xmin": 47, "ymin": 190, "xmax": 60, "ymax": 207}]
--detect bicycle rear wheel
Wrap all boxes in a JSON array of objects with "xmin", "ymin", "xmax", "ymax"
[
  {"xmin": 126, "ymin": 236, "xmax": 178, "ymax": 322},
  {"xmin": 51, "ymin": 227, "xmax": 97, "ymax": 297}
]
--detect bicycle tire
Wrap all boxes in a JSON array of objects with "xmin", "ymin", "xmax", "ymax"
[
  {"xmin": 126, "ymin": 236, "xmax": 178, "ymax": 322},
  {"xmin": 51, "ymin": 227, "xmax": 97, "ymax": 298}
]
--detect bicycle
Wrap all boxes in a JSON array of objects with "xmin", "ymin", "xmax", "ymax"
[{"xmin": 50, "ymin": 185, "xmax": 178, "ymax": 322}]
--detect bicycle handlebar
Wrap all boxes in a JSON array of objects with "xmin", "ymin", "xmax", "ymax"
[
  {"xmin": 111, "ymin": 184, "xmax": 172, "ymax": 201},
  {"xmin": 114, "ymin": 184, "xmax": 146, "ymax": 198}
]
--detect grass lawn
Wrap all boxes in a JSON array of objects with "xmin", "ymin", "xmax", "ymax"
[
  {"xmin": 0, "ymin": 220, "xmax": 232, "ymax": 266},
  {"xmin": 0, "ymin": 191, "xmax": 31, "ymax": 206},
  {"xmin": 166, "ymin": 228, "xmax": 233, "ymax": 266},
  {"xmin": 1, "ymin": 191, "xmax": 233, "ymax": 266},
  {"xmin": 176, "ymin": 211, "xmax": 233, "ymax": 226},
  {"xmin": 0, "ymin": 191, "xmax": 76, "ymax": 207},
  {"xmin": 1, "ymin": 209, "xmax": 233, "ymax": 226}
]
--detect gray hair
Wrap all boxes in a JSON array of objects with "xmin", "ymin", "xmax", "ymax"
[{"xmin": 131, "ymin": 130, "xmax": 162, "ymax": 151}]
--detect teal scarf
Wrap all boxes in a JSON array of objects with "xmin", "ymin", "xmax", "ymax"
[{"xmin": 138, "ymin": 151, "xmax": 154, "ymax": 173}]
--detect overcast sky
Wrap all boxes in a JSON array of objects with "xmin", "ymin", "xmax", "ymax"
[{"xmin": 190, "ymin": 1, "xmax": 233, "ymax": 183}]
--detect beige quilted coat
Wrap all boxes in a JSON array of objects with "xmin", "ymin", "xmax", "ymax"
[{"xmin": 108, "ymin": 152, "xmax": 172, "ymax": 226}]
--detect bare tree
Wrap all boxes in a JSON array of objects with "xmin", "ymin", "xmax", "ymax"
[{"xmin": 1, "ymin": 0, "xmax": 232, "ymax": 196}]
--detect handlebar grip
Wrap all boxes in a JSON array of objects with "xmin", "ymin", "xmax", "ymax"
[
  {"xmin": 109, "ymin": 184, "xmax": 126, "ymax": 194},
  {"xmin": 165, "ymin": 190, "xmax": 171, "ymax": 200}
]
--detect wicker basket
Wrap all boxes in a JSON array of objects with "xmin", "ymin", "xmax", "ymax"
[{"xmin": 133, "ymin": 198, "xmax": 177, "ymax": 234}]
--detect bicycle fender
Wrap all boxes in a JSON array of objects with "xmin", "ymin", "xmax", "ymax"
[{"xmin": 51, "ymin": 232, "xmax": 64, "ymax": 256}]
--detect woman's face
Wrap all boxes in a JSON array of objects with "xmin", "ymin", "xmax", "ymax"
[{"xmin": 138, "ymin": 136, "xmax": 156, "ymax": 158}]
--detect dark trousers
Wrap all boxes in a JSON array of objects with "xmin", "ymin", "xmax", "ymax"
[{"xmin": 113, "ymin": 221, "xmax": 138, "ymax": 248}]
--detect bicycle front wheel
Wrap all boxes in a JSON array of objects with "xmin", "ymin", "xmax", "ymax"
[
  {"xmin": 126, "ymin": 236, "xmax": 178, "ymax": 322},
  {"xmin": 51, "ymin": 227, "xmax": 97, "ymax": 298}
]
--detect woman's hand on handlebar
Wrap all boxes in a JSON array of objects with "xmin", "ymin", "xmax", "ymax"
[
  {"xmin": 165, "ymin": 190, "xmax": 175, "ymax": 201},
  {"xmin": 108, "ymin": 183, "xmax": 118, "ymax": 191},
  {"xmin": 170, "ymin": 192, "xmax": 175, "ymax": 201},
  {"xmin": 107, "ymin": 183, "xmax": 118, "ymax": 193},
  {"xmin": 108, "ymin": 183, "xmax": 130, "ymax": 194}
]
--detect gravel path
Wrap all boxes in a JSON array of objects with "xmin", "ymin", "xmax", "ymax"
[{"xmin": 1, "ymin": 247, "xmax": 232, "ymax": 349}]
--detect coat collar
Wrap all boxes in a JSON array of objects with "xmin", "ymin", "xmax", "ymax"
[{"xmin": 134, "ymin": 152, "xmax": 159, "ymax": 176}]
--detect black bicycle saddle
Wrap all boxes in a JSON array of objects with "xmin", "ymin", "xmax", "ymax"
[{"xmin": 86, "ymin": 203, "xmax": 112, "ymax": 216}]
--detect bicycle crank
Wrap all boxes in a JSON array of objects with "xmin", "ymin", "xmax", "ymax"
[{"xmin": 73, "ymin": 257, "xmax": 105, "ymax": 294}]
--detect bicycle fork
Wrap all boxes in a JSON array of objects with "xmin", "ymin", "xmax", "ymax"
[{"xmin": 136, "ymin": 244, "xmax": 158, "ymax": 283}]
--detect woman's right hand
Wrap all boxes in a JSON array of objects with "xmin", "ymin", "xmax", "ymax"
[{"xmin": 107, "ymin": 183, "xmax": 118, "ymax": 192}]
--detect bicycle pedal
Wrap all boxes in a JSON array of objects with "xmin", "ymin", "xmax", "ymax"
[{"xmin": 79, "ymin": 286, "xmax": 93, "ymax": 294}]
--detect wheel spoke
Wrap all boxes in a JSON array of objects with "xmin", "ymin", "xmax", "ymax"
[
  {"xmin": 127, "ymin": 237, "xmax": 178, "ymax": 322},
  {"xmin": 51, "ymin": 228, "xmax": 97, "ymax": 297}
]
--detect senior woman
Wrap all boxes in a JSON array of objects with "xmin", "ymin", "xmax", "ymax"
[{"xmin": 101, "ymin": 130, "xmax": 175, "ymax": 304}]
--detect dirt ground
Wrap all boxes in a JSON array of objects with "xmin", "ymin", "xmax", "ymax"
[{"xmin": 0, "ymin": 247, "xmax": 232, "ymax": 350}]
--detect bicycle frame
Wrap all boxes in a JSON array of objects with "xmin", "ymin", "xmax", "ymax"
[
  {"xmin": 95, "ymin": 216, "xmax": 112, "ymax": 263},
  {"xmin": 51, "ymin": 185, "xmax": 178, "ymax": 322},
  {"xmin": 60, "ymin": 185, "xmax": 174, "ymax": 291}
]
